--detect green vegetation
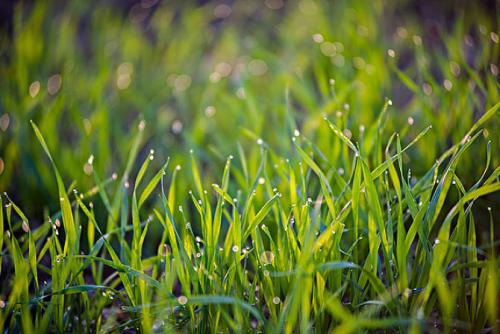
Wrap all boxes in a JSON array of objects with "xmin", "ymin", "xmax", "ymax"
[{"xmin": 0, "ymin": 1, "xmax": 498, "ymax": 333}]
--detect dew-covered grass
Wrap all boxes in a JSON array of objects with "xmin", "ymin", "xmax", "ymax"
[{"xmin": 0, "ymin": 1, "xmax": 499, "ymax": 333}]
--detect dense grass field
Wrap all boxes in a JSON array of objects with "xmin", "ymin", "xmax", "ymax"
[{"xmin": 0, "ymin": 0, "xmax": 499, "ymax": 333}]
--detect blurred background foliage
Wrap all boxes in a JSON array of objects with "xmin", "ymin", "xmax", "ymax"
[{"xmin": 0, "ymin": 0, "xmax": 498, "ymax": 221}]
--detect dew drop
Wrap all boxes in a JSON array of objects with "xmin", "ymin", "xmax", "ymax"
[
  {"xmin": 205, "ymin": 106, "xmax": 216, "ymax": 117},
  {"xmin": 177, "ymin": 295, "xmax": 188, "ymax": 305},
  {"xmin": 47, "ymin": 74, "xmax": 62, "ymax": 95},
  {"xmin": 443, "ymin": 79, "xmax": 453, "ymax": 91},
  {"xmin": 260, "ymin": 251, "xmax": 275, "ymax": 265},
  {"xmin": 490, "ymin": 32, "xmax": 499, "ymax": 43},
  {"xmin": 312, "ymin": 33, "xmax": 324, "ymax": 43},
  {"xmin": 172, "ymin": 120, "xmax": 183, "ymax": 134},
  {"xmin": 29, "ymin": 81, "xmax": 40, "ymax": 98}
]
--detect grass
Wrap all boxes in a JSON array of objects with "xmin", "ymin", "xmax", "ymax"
[{"xmin": 0, "ymin": 0, "xmax": 499, "ymax": 333}]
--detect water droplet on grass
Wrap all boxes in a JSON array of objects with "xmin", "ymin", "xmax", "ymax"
[
  {"xmin": 320, "ymin": 42, "xmax": 336, "ymax": 56},
  {"xmin": 312, "ymin": 33, "xmax": 324, "ymax": 43},
  {"xmin": 22, "ymin": 221, "xmax": 29, "ymax": 233},
  {"xmin": 490, "ymin": 31, "xmax": 499, "ymax": 43},
  {"xmin": 260, "ymin": 251, "xmax": 275, "ymax": 265},
  {"xmin": 443, "ymin": 79, "xmax": 453, "ymax": 91},
  {"xmin": 248, "ymin": 59, "xmax": 268, "ymax": 76},
  {"xmin": 205, "ymin": 106, "xmax": 216, "ymax": 117},
  {"xmin": 29, "ymin": 81, "xmax": 40, "ymax": 98},
  {"xmin": 47, "ymin": 74, "xmax": 62, "ymax": 95},
  {"xmin": 177, "ymin": 295, "xmax": 188, "ymax": 305},
  {"xmin": 172, "ymin": 120, "xmax": 183, "ymax": 134},
  {"xmin": 83, "ymin": 162, "xmax": 93, "ymax": 175}
]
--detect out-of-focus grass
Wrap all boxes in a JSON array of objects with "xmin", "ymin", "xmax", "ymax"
[
  {"xmin": 1, "ymin": 1, "xmax": 497, "ymax": 211},
  {"xmin": 0, "ymin": 0, "xmax": 499, "ymax": 333}
]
